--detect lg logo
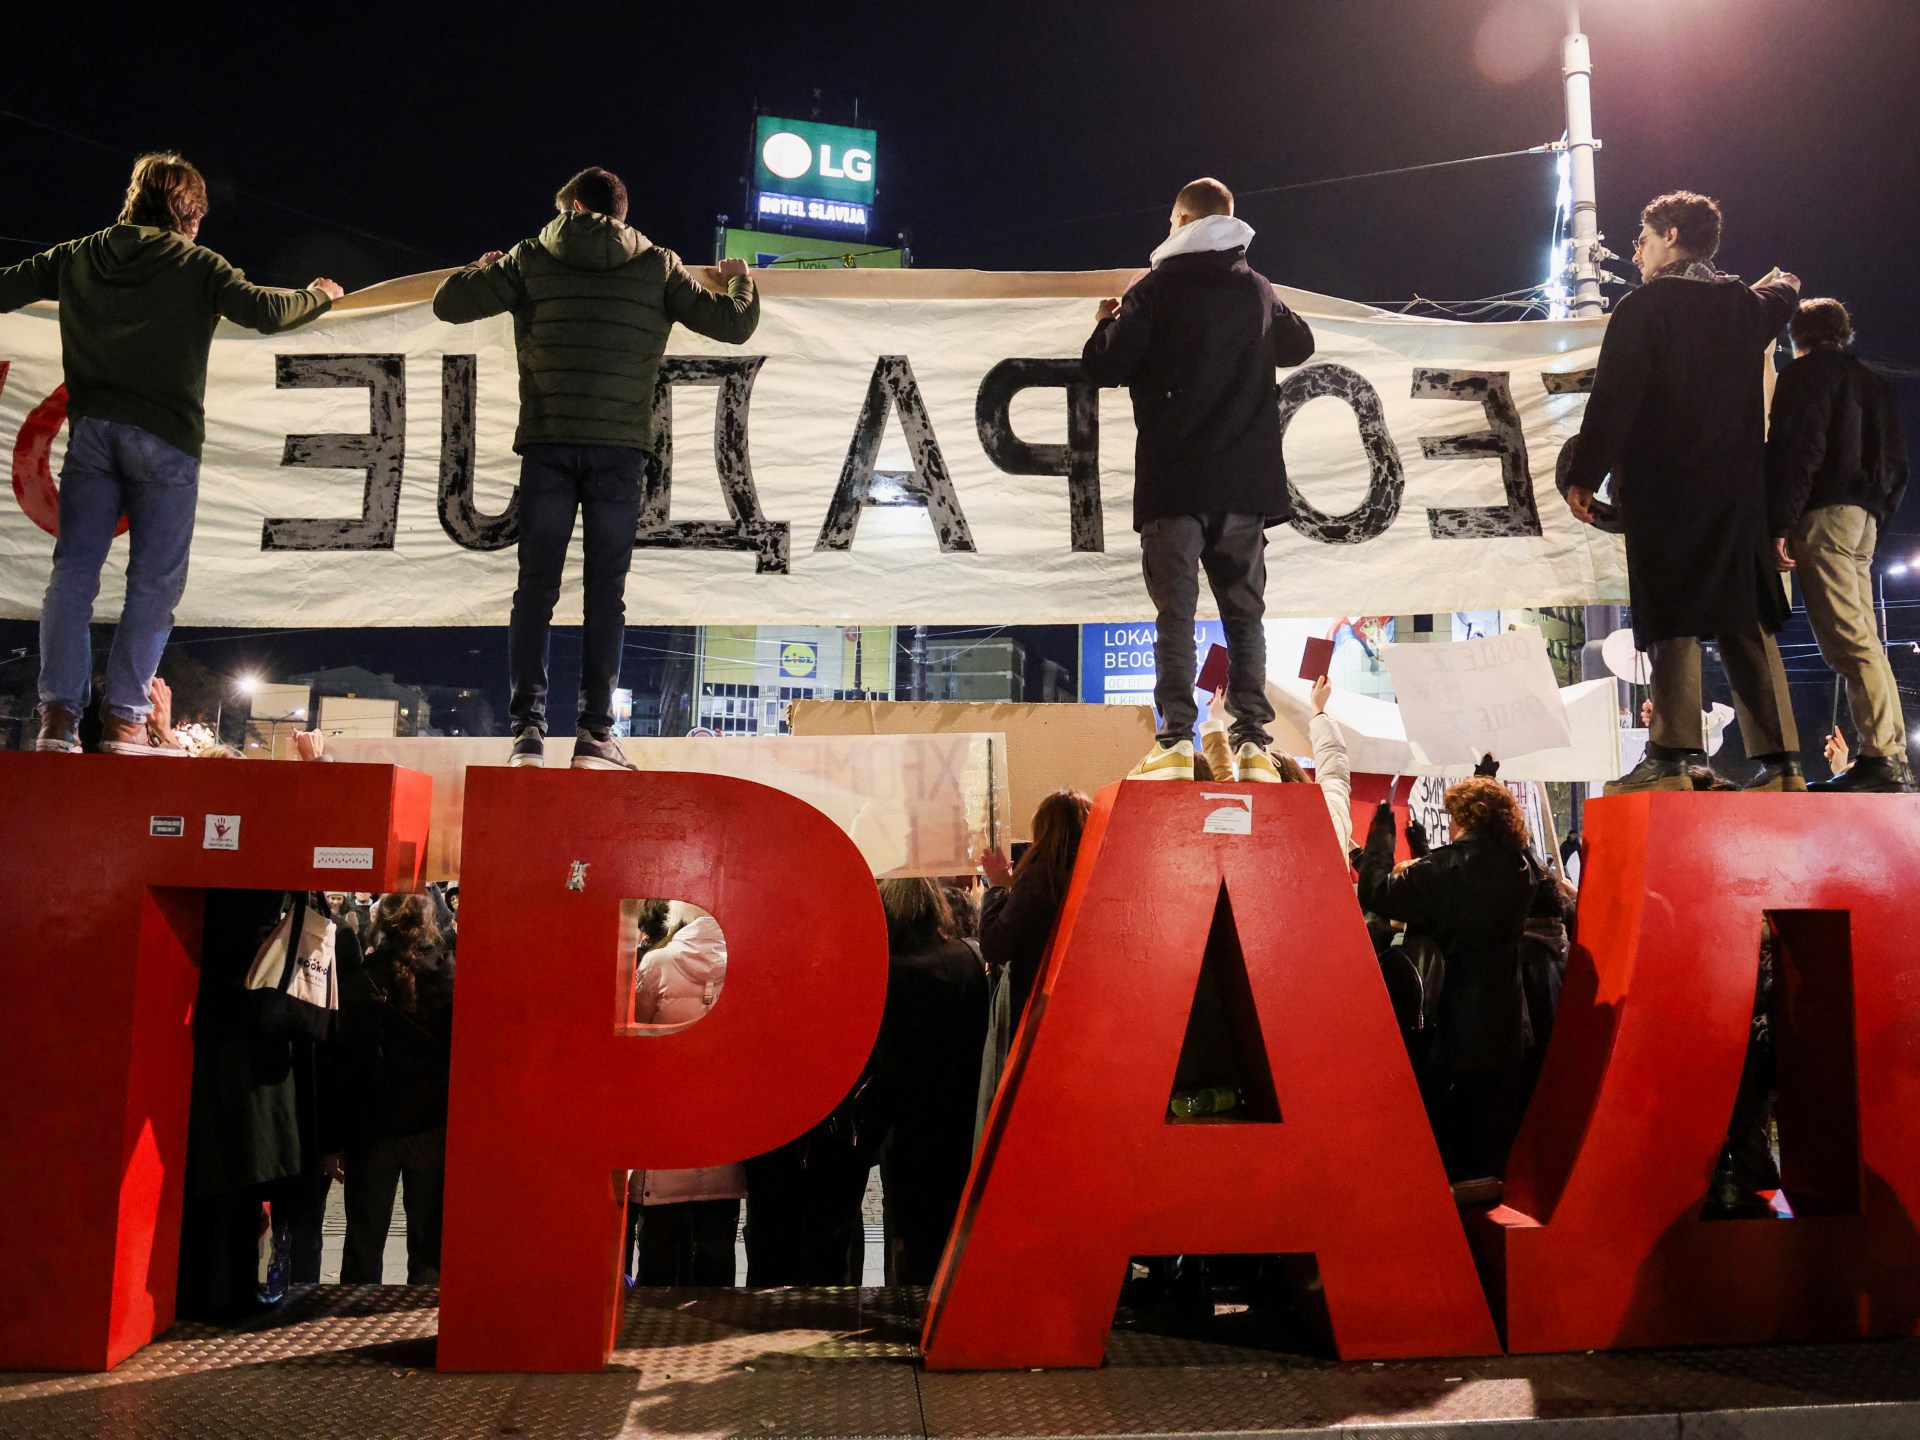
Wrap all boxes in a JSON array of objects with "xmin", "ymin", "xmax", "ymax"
[{"xmin": 762, "ymin": 130, "xmax": 873, "ymax": 184}]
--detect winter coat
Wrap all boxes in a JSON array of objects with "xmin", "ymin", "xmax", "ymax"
[
  {"xmin": 979, "ymin": 878, "xmax": 1068, "ymax": 1024},
  {"xmin": 334, "ymin": 944, "xmax": 455, "ymax": 1150},
  {"xmin": 432, "ymin": 211, "xmax": 759, "ymax": 453},
  {"xmin": 186, "ymin": 891, "xmax": 304, "ymax": 1198},
  {"xmin": 0, "ymin": 225, "xmax": 332, "ymax": 459},
  {"xmin": 632, "ymin": 917, "xmax": 746, "ymax": 1204},
  {"xmin": 1080, "ymin": 217, "xmax": 1315, "ymax": 531},
  {"xmin": 1765, "ymin": 347, "xmax": 1910, "ymax": 534},
  {"xmin": 1566, "ymin": 271, "xmax": 1800, "ymax": 645},
  {"xmin": 870, "ymin": 938, "xmax": 990, "ymax": 1170},
  {"xmin": 1355, "ymin": 810, "xmax": 1540, "ymax": 1075}
]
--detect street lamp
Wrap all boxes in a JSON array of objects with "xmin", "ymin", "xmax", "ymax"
[
  {"xmin": 214, "ymin": 673, "xmax": 263, "ymax": 743},
  {"xmin": 1560, "ymin": 0, "xmax": 1606, "ymax": 317},
  {"xmin": 1878, "ymin": 556, "xmax": 1920, "ymax": 648}
]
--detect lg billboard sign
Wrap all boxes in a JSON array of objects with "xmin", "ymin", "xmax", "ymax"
[
  {"xmin": 752, "ymin": 115, "xmax": 878, "ymax": 233},
  {"xmin": 761, "ymin": 128, "xmax": 873, "ymax": 186}
]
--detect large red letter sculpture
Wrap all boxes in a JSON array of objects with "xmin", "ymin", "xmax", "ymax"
[
  {"xmin": 0, "ymin": 752, "xmax": 431, "ymax": 1371},
  {"xmin": 1475, "ymin": 792, "xmax": 1920, "ymax": 1351},
  {"xmin": 922, "ymin": 782, "xmax": 1501, "ymax": 1368},
  {"xmin": 437, "ymin": 770, "xmax": 889, "ymax": 1372}
]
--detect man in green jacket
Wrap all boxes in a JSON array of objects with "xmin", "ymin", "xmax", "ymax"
[
  {"xmin": 0, "ymin": 152, "xmax": 341, "ymax": 755},
  {"xmin": 433, "ymin": 166, "xmax": 761, "ymax": 771}
]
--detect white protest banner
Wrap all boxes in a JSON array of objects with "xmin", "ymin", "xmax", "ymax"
[
  {"xmin": 0, "ymin": 266, "xmax": 1625, "ymax": 626},
  {"xmin": 1380, "ymin": 628, "xmax": 1575, "ymax": 766}
]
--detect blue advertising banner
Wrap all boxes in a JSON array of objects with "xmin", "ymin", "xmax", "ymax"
[{"xmin": 1079, "ymin": 622, "xmax": 1226, "ymax": 708}]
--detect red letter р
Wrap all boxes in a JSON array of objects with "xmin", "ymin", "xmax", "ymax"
[
  {"xmin": 921, "ymin": 782, "xmax": 1500, "ymax": 1368},
  {"xmin": 437, "ymin": 770, "xmax": 889, "ymax": 1372}
]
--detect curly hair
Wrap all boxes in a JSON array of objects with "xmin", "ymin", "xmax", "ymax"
[
  {"xmin": 1640, "ymin": 190, "xmax": 1723, "ymax": 261},
  {"xmin": 368, "ymin": 892, "xmax": 443, "ymax": 1011},
  {"xmin": 1443, "ymin": 776, "xmax": 1528, "ymax": 851}
]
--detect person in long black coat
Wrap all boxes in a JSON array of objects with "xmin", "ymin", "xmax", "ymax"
[
  {"xmin": 1565, "ymin": 189, "xmax": 1804, "ymax": 792},
  {"xmin": 1356, "ymin": 782, "xmax": 1543, "ymax": 1188},
  {"xmin": 871, "ymin": 878, "xmax": 988, "ymax": 1286}
]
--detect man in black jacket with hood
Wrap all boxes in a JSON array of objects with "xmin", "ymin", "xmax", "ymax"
[
  {"xmin": 1767, "ymin": 298, "xmax": 1913, "ymax": 792},
  {"xmin": 1082, "ymin": 178, "xmax": 1314, "ymax": 783}
]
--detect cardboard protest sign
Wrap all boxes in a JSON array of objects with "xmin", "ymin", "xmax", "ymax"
[{"xmin": 1380, "ymin": 629, "xmax": 1574, "ymax": 767}]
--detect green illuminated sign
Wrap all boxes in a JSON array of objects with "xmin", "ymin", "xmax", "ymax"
[
  {"xmin": 753, "ymin": 116, "xmax": 878, "ymax": 207},
  {"xmin": 722, "ymin": 229, "xmax": 901, "ymax": 269}
]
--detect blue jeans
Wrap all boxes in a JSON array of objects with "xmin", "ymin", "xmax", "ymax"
[
  {"xmin": 39, "ymin": 417, "xmax": 200, "ymax": 722},
  {"xmin": 508, "ymin": 444, "xmax": 644, "ymax": 737}
]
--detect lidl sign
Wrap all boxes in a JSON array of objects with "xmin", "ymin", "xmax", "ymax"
[
  {"xmin": 753, "ymin": 116, "xmax": 878, "ymax": 209},
  {"xmin": 779, "ymin": 641, "xmax": 820, "ymax": 680}
]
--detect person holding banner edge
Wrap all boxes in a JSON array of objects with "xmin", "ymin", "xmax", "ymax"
[
  {"xmin": 1564, "ymin": 190, "xmax": 1804, "ymax": 793},
  {"xmin": 0, "ymin": 152, "xmax": 341, "ymax": 756},
  {"xmin": 432, "ymin": 167, "xmax": 760, "ymax": 771},
  {"xmin": 1081, "ymin": 177, "xmax": 1315, "ymax": 783}
]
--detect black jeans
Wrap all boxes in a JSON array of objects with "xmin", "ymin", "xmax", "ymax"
[
  {"xmin": 1140, "ymin": 513, "xmax": 1274, "ymax": 748},
  {"xmin": 341, "ymin": 1127, "xmax": 446, "ymax": 1284},
  {"xmin": 509, "ymin": 445, "xmax": 645, "ymax": 737}
]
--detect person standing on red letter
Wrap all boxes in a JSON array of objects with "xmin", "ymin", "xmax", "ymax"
[
  {"xmin": 1081, "ymin": 177, "xmax": 1314, "ymax": 784},
  {"xmin": 433, "ymin": 167, "xmax": 760, "ymax": 772},
  {"xmin": 1564, "ymin": 191, "xmax": 1803, "ymax": 792},
  {"xmin": 0, "ymin": 153, "xmax": 340, "ymax": 756}
]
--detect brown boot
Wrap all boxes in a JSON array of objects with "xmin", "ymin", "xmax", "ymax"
[{"xmin": 34, "ymin": 705, "xmax": 80, "ymax": 753}]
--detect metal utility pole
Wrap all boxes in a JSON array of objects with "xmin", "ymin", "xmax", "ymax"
[{"xmin": 1562, "ymin": 0, "xmax": 1606, "ymax": 317}]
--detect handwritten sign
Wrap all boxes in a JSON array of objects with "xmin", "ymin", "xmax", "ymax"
[{"xmin": 1381, "ymin": 629, "xmax": 1574, "ymax": 767}]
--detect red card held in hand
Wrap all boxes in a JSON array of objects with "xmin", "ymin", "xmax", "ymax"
[
  {"xmin": 1299, "ymin": 636, "xmax": 1335, "ymax": 681},
  {"xmin": 1195, "ymin": 644, "xmax": 1230, "ymax": 694}
]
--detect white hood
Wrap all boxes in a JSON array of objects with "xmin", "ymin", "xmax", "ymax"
[{"xmin": 1149, "ymin": 213, "xmax": 1257, "ymax": 269}]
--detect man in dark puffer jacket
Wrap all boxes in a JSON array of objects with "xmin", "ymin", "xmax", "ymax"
[{"xmin": 434, "ymin": 167, "xmax": 760, "ymax": 771}]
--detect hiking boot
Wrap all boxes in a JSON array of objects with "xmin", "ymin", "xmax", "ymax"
[
  {"xmin": 1604, "ymin": 742, "xmax": 1701, "ymax": 795},
  {"xmin": 1127, "ymin": 739, "xmax": 1195, "ymax": 782},
  {"xmin": 508, "ymin": 726, "xmax": 546, "ymax": 768},
  {"xmin": 1809, "ymin": 754, "xmax": 1915, "ymax": 794},
  {"xmin": 1741, "ymin": 754, "xmax": 1808, "ymax": 793},
  {"xmin": 100, "ymin": 713, "xmax": 184, "ymax": 757},
  {"xmin": 1233, "ymin": 742, "xmax": 1285, "ymax": 783},
  {"xmin": 33, "ymin": 705, "xmax": 80, "ymax": 753},
  {"xmin": 571, "ymin": 730, "xmax": 637, "ymax": 772}
]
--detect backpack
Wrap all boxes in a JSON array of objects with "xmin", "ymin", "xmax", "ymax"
[{"xmin": 243, "ymin": 892, "xmax": 339, "ymax": 1041}]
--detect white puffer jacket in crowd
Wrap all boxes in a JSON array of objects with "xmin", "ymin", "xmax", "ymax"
[{"xmin": 631, "ymin": 915, "xmax": 747, "ymax": 1205}]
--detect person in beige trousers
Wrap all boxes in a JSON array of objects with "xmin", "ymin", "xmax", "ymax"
[{"xmin": 1767, "ymin": 297, "xmax": 1913, "ymax": 792}]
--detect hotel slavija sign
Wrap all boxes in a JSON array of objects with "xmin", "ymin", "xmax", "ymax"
[{"xmin": 753, "ymin": 115, "xmax": 877, "ymax": 230}]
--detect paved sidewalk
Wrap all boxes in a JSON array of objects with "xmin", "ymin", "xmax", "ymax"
[{"xmin": 5, "ymin": 1285, "xmax": 1920, "ymax": 1438}]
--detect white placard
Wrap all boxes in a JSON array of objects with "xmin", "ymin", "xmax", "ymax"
[
  {"xmin": 1382, "ymin": 629, "xmax": 1575, "ymax": 767},
  {"xmin": 203, "ymin": 814, "xmax": 241, "ymax": 850}
]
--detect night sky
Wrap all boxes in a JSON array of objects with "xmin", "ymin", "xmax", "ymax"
[{"xmin": 4, "ymin": 0, "xmax": 1917, "ymax": 719}]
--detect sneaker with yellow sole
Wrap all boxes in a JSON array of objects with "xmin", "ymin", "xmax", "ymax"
[
  {"xmin": 1127, "ymin": 739, "xmax": 1195, "ymax": 781},
  {"xmin": 1233, "ymin": 742, "xmax": 1285, "ymax": 783}
]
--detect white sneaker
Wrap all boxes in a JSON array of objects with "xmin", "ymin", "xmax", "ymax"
[
  {"xmin": 1233, "ymin": 742, "xmax": 1285, "ymax": 783},
  {"xmin": 1126, "ymin": 740, "xmax": 1195, "ymax": 781}
]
